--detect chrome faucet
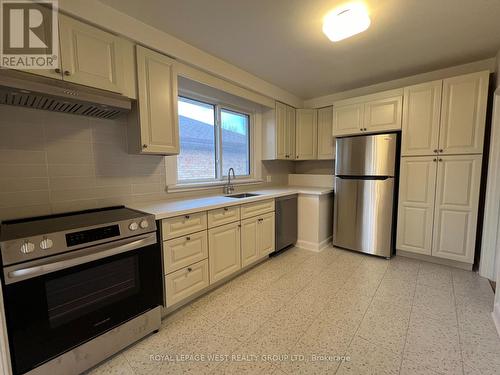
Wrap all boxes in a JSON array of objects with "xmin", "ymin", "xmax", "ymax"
[{"xmin": 223, "ymin": 168, "xmax": 236, "ymax": 195}]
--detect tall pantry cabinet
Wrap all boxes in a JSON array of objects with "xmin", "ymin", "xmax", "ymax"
[{"xmin": 397, "ymin": 71, "xmax": 489, "ymax": 265}]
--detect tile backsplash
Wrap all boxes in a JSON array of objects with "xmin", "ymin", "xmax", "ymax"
[{"xmin": 0, "ymin": 105, "xmax": 168, "ymax": 221}]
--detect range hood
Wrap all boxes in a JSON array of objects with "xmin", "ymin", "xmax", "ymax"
[{"xmin": 0, "ymin": 70, "xmax": 131, "ymax": 119}]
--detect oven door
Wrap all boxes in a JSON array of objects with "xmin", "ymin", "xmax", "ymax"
[{"xmin": 2, "ymin": 232, "xmax": 163, "ymax": 375}]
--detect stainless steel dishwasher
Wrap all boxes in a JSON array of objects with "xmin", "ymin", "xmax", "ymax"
[{"xmin": 274, "ymin": 194, "xmax": 298, "ymax": 253}]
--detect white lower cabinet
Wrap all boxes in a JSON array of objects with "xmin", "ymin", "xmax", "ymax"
[
  {"xmin": 397, "ymin": 154, "xmax": 482, "ymax": 264},
  {"xmin": 259, "ymin": 212, "xmax": 276, "ymax": 256},
  {"xmin": 241, "ymin": 212, "xmax": 275, "ymax": 267},
  {"xmin": 432, "ymin": 155, "xmax": 482, "ymax": 263},
  {"xmin": 397, "ymin": 157, "xmax": 437, "ymax": 255},
  {"xmin": 163, "ymin": 199, "xmax": 276, "ymax": 307},
  {"xmin": 208, "ymin": 221, "xmax": 242, "ymax": 283},
  {"xmin": 165, "ymin": 260, "xmax": 209, "ymax": 306},
  {"xmin": 163, "ymin": 230, "xmax": 208, "ymax": 274},
  {"xmin": 241, "ymin": 217, "xmax": 259, "ymax": 267}
]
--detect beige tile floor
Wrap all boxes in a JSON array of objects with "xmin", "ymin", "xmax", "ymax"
[{"xmin": 87, "ymin": 247, "xmax": 500, "ymax": 375}]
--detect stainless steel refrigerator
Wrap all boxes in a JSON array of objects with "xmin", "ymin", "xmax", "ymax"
[{"xmin": 333, "ymin": 133, "xmax": 398, "ymax": 258}]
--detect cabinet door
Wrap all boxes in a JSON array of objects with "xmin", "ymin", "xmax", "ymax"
[
  {"xmin": 258, "ymin": 212, "xmax": 275, "ymax": 257},
  {"xmin": 15, "ymin": 14, "xmax": 62, "ymax": 80},
  {"xmin": 276, "ymin": 102, "xmax": 287, "ymax": 159},
  {"xmin": 396, "ymin": 157, "xmax": 437, "ymax": 255},
  {"xmin": 165, "ymin": 260, "xmax": 209, "ymax": 306},
  {"xmin": 401, "ymin": 81, "xmax": 442, "ymax": 156},
  {"xmin": 295, "ymin": 109, "xmax": 318, "ymax": 160},
  {"xmin": 317, "ymin": 106, "xmax": 335, "ymax": 160},
  {"xmin": 439, "ymin": 71, "xmax": 488, "ymax": 155},
  {"xmin": 59, "ymin": 15, "xmax": 125, "ymax": 93},
  {"xmin": 333, "ymin": 103, "xmax": 364, "ymax": 137},
  {"xmin": 241, "ymin": 217, "xmax": 259, "ymax": 267},
  {"xmin": 364, "ymin": 96, "xmax": 402, "ymax": 132},
  {"xmin": 208, "ymin": 221, "xmax": 241, "ymax": 283},
  {"xmin": 286, "ymin": 105, "xmax": 296, "ymax": 160},
  {"xmin": 136, "ymin": 46, "xmax": 179, "ymax": 154},
  {"xmin": 163, "ymin": 230, "xmax": 208, "ymax": 274},
  {"xmin": 432, "ymin": 155, "xmax": 482, "ymax": 263}
]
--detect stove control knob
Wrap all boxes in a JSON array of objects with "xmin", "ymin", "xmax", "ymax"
[
  {"xmin": 40, "ymin": 238, "xmax": 53, "ymax": 250},
  {"xmin": 20, "ymin": 241, "xmax": 35, "ymax": 254},
  {"xmin": 139, "ymin": 220, "xmax": 149, "ymax": 229},
  {"xmin": 129, "ymin": 222, "xmax": 139, "ymax": 231}
]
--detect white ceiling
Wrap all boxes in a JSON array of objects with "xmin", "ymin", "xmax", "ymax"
[{"xmin": 99, "ymin": 0, "xmax": 500, "ymax": 99}]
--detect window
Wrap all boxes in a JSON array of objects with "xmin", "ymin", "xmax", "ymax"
[{"xmin": 177, "ymin": 96, "xmax": 251, "ymax": 183}]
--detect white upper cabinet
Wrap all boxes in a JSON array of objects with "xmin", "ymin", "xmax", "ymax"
[
  {"xmin": 432, "ymin": 155, "xmax": 482, "ymax": 263},
  {"xmin": 19, "ymin": 14, "xmax": 135, "ymax": 97},
  {"xmin": 263, "ymin": 102, "xmax": 296, "ymax": 160},
  {"xmin": 364, "ymin": 96, "xmax": 402, "ymax": 133},
  {"xmin": 59, "ymin": 15, "xmax": 127, "ymax": 94},
  {"xmin": 439, "ymin": 71, "xmax": 489, "ymax": 155},
  {"xmin": 333, "ymin": 89, "xmax": 403, "ymax": 137},
  {"xmin": 295, "ymin": 109, "xmax": 318, "ymax": 160},
  {"xmin": 401, "ymin": 81, "xmax": 442, "ymax": 156},
  {"xmin": 132, "ymin": 46, "xmax": 179, "ymax": 155},
  {"xmin": 333, "ymin": 103, "xmax": 364, "ymax": 136},
  {"xmin": 286, "ymin": 104, "xmax": 297, "ymax": 160},
  {"xmin": 275, "ymin": 102, "xmax": 288, "ymax": 159},
  {"xmin": 397, "ymin": 156, "xmax": 437, "ymax": 256},
  {"xmin": 317, "ymin": 106, "xmax": 335, "ymax": 160}
]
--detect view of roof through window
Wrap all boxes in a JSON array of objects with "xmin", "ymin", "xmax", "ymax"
[{"xmin": 177, "ymin": 97, "xmax": 250, "ymax": 182}]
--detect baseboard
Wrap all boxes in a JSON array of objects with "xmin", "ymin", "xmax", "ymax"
[
  {"xmin": 296, "ymin": 237, "xmax": 332, "ymax": 252},
  {"xmin": 493, "ymin": 303, "xmax": 500, "ymax": 338},
  {"xmin": 397, "ymin": 249, "xmax": 472, "ymax": 270}
]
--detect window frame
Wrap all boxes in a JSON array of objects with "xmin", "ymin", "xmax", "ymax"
[{"xmin": 166, "ymin": 91, "xmax": 261, "ymax": 192}]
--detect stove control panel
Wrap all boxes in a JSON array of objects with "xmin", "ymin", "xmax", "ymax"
[{"xmin": 1, "ymin": 211, "xmax": 156, "ymax": 266}]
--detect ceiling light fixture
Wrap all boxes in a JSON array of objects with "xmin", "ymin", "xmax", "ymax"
[{"xmin": 322, "ymin": 2, "xmax": 371, "ymax": 42}]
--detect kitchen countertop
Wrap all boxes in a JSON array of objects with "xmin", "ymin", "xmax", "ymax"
[{"xmin": 129, "ymin": 186, "xmax": 333, "ymax": 220}]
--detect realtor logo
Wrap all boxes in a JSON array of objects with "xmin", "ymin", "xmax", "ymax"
[{"xmin": 0, "ymin": 0, "xmax": 58, "ymax": 69}]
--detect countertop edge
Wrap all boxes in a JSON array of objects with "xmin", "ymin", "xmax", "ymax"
[{"xmin": 129, "ymin": 186, "xmax": 333, "ymax": 220}]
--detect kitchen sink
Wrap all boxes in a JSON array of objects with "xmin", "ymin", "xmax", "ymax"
[{"xmin": 225, "ymin": 193, "xmax": 261, "ymax": 199}]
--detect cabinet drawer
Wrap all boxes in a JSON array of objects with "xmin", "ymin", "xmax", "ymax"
[
  {"xmin": 241, "ymin": 199, "xmax": 275, "ymax": 219},
  {"xmin": 162, "ymin": 212, "xmax": 207, "ymax": 240},
  {"xmin": 164, "ymin": 230, "xmax": 208, "ymax": 274},
  {"xmin": 208, "ymin": 206, "xmax": 240, "ymax": 228},
  {"xmin": 165, "ymin": 259, "xmax": 209, "ymax": 306}
]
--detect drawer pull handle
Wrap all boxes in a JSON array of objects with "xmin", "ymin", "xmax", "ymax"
[
  {"xmin": 224, "ymin": 207, "xmax": 229, "ymax": 211},
  {"xmin": 186, "ymin": 236, "xmax": 191, "ymax": 241},
  {"xmin": 439, "ymin": 149, "xmax": 443, "ymax": 153},
  {"xmin": 187, "ymin": 267, "xmax": 192, "ymax": 272},
  {"xmin": 185, "ymin": 215, "xmax": 190, "ymax": 219}
]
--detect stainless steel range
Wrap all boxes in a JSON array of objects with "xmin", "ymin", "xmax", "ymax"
[{"xmin": 0, "ymin": 206, "xmax": 163, "ymax": 375}]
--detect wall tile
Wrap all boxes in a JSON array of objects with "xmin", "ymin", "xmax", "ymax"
[
  {"xmin": 0, "ymin": 177, "xmax": 49, "ymax": 192},
  {"xmin": 46, "ymin": 141, "xmax": 93, "ymax": 164},
  {"xmin": 0, "ymin": 150, "xmax": 46, "ymax": 164}
]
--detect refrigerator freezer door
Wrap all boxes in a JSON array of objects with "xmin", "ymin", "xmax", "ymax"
[
  {"xmin": 333, "ymin": 177, "xmax": 395, "ymax": 257},
  {"xmin": 336, "ymin": 133, "xmax": 397, "ymax": 176}
]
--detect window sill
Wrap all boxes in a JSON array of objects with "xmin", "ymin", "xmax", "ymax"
[{"xmin": 167, "ymin": 178, "xmax": 264, "ymax": 193}]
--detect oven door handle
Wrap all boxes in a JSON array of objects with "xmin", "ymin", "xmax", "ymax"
[{"xmin": 4, "ymin": 233, "xmax": 157, "ymax": 284}]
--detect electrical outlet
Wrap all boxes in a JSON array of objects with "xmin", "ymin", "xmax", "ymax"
[{"xmin": 266, "ymin": 175, "xmax": 272, "ymax": 183}]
